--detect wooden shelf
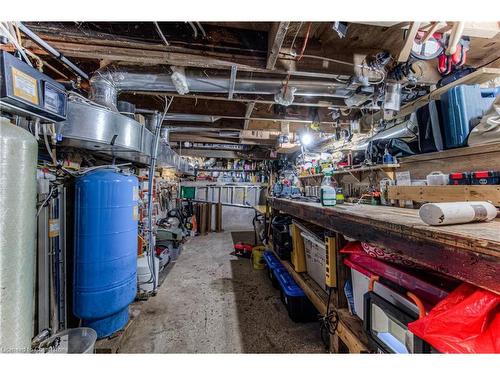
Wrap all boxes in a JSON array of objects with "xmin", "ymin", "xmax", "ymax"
[
  {"xmin": 275, "ymin": 255, "xmax": 372, "ymax": 353},
  {"xmin": 268, "ymin": 197, "xmax": 500, "ymax": 294},
  {"xmin": 367, "ymin": 67, "xmax": 500, "ymax": 123},
  {"xmin": 298, "ymin": 173, "xmax": 324, "ymax": 179},
  {"xmin": 398, "ymin": 143, "xmax": 500, "ymax": 180},
  {"xmin": 331, "ymin": 164, "xmax": 399, "ymax": 183},
  {"xmin": 298, "ymin": 165, "xmax": 399, "ymax": 184},
  {"xmin": 196, "ymin": 169, "xmax": 258, "ymax": 173},
  {"xmin": 331, "ymin": 164, "xmax": 399, "ymax": 175}
]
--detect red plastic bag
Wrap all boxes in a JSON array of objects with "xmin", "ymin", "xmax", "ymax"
[{"xmin": 408, "ymin": 283, "xmax": 500, "ymax": 353}]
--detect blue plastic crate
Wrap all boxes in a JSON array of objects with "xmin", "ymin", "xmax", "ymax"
[
  {"xmin": 440, "ymin": 85, "xmax": 499, "ymax": 149},
  {"xmin": 275, "ymin": 268, "xmax": 318, "ymax": 322},
  {"xmin": 263, "ymin": 251, "xmax": 285, "ymax": 289}
]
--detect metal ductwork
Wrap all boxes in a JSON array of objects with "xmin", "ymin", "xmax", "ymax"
[
  {"xmin": 89, "ymin": 66, "xmax": 353, "ymax": 111},
  {"xmin": 56, "ymin": 100, "xmax": 193, "ymax": 174}
]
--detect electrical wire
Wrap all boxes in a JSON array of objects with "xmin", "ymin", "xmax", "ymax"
[
  {"xmin": 36, "ymin": 185, "xmax": 56, "ymax": 217},
  {"xmin": 42, "ymin": 122, "xmax": 58, "ymax": 166},
  {"xmin": 153, "ymin": 21, "xmax": 170, "ymax": 46},
  {"xmin": 289, "ymin": 22, "xmax": 303, "ymax": 53},
  {"xmin": 195, "ymin": 22, "xmax": 207, "ymax": 38},
  {"xmin": 297, "ymin": 22, "xmax": 312, "ymax": 61},
  {"xmin": 320, "ymin": 287, "xmax": 339, "ymax": 350},
  {"xmin": 142, "ymin": 96, "xmax": 174, "ymax": 291},
  {"xmin": 187, "ymin": 22, "xmax": 198, "ymax": 39}
]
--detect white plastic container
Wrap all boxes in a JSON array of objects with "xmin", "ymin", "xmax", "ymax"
[
  {"xmin": 426, "ymin": 171, "xmax": 448, "ymax": 186},
  {"xmin": 300, "ymin": 232, "xmax": 327, "ymax": 291},
  {"xmin": 419, "ymin": 201, "xmax": 498, "ymax": 226},
  {"xmin": 38, "ymin": 328, "xmax": 97, "ymax": 353},
  {"xmin": 320, "ymin": 173, "xmax": 336, "ymax": 207},
  {"xmin": 348, "ymin": 265, "xmax": 419, "ymax": 321},
  {"xmin": 137, "ymin": 254, "xmax": 159, "ymax": 293}
]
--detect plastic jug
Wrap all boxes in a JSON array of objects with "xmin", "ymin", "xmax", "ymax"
[{"xmin": 320, "ymin": 172, "xmax": 336, "ymax": 207}]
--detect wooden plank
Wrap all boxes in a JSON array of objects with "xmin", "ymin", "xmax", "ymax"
[
  {"xmin": 95, "ymin": 306, "xmax": 140, "ymax": 353},
  {"xmin": 399, "ymin": 143, "xmax": 500, "ymax": 180},
  {"xmin": 290, "ymin": 223, "xmax": 307, "ymax": 273},
  {"xmin": 336, "ymin": 309, "xmax": 371, "ymax": 353},
  {"xmin": 268, "ymin": 198, "xmax": 500, "ymax": 294},
  {"xmin": 388, "ymin": 185, "xmax": 500, "ymax": 206},
  {"xmin": 267, "ymin": 22, "xmax": 290, "ymax": 70},
  {"xmin": 21, "ymin": 39, "xmax": 265, "ymax": 72},
  {"xmin": 278, "ymin": 257, "xmax": 371, "ymax": 353},
  {"xmin": 397, "ymin": 22, "xmax": 420, "ymax": 62},
  {"xmin": 243, "ymin": 102, "xmax": 256, "ymax": 131}
]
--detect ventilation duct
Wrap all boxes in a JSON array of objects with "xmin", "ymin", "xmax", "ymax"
[
  {"xmin": 89, "ymin": 66, "xmax": 353, "ymax": 111},
  {"xmin": 56, "ymin": 99, "xmax": 193, "ymax": 174}
]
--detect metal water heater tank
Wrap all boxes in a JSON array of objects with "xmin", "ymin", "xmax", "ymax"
[{"xmin": 73, "ymin": 169, "xmax": 138, "ymax": 338}]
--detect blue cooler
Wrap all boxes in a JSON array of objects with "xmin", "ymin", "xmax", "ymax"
[
  {"xmin": 440, "ymin": 85, "xmax": 499, "ymax": 149},
  {"xmin": 275, "ymin": 268, "xmax": 318, "ymax": 322}
]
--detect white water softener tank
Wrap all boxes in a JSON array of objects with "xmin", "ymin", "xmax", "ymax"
[{"xmin": 0, "ymin": 119, "xmax": 38, "ymax": 352}]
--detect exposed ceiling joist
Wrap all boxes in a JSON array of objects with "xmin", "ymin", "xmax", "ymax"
[
  {"xmin": 397, "ymin": 22, "xmax": 420, "ymax": 63},
  {"xmin": 243, "ymin": 102, "xmax": 256, "ymax": 130},
  {"xmin": 267, "ymin": 22, "xmax": 290, "ymax": 70}
]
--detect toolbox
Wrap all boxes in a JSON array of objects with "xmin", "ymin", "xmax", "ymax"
[
  {"xmin": 471, "ymin": 170, "xmax": 500, "ymax": 185},
  {"xmin": 275, "ymin": 268, "xmax": 318, "ymax": 322},
  {"xmin": 449, "ymin": 172, "xmax": 471, "ymax": 185}
]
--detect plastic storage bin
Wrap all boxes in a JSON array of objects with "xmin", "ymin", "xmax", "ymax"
[
  {"xmin": 440, "ymin": 84, "xmax": 499, "ymax": 149},
  {"xmin": 426, "ymin": 171, "xmax": 448, "ymax": 186},
  {"xmin": 300, "ymin": 231, "xmax": 327, "ymax": 291},
  {"xmin": 344, "ymin": 258, "xmax": 420, "ymax": 321},
  {"xmin": 38, "ymin": 328, "xmax": 97, "ymax": 353},
  {"xmin": 449, "ymin": 172, "xmax": 471, "ymax": 185},
  {"xmin": 275, "ymin": 268, "xmax": 318, "ymax": 322},
  {"xmin": 263, "ymin": 251, "xmax": 284, "ymax": 288},
  {"xmin": 471, "ymin": 170, "xmax": 500, "ymax": 185}
]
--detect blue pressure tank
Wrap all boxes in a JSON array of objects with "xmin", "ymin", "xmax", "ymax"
[{"xmin": 73, "ymin": 169, "xmax": 138, "ymax": 338}]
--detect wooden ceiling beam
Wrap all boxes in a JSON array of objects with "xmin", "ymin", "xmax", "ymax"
[
  {"xmin": 243, "ymin": 102, "xmax": 256, "ymax": 130},
  {"xmin": 267, "ymin": 22, "xmax": 290, "ymax": 70}
]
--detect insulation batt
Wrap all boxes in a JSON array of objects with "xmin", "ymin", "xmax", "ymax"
[{"xmin": 419, "ymin": 201, "xmax": 498, "ymax": 226}]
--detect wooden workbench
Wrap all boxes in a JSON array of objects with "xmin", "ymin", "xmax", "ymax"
[
  {"xmin": 276, "ymin": 256, "xmax": 372, "ymax": 353},
  {"xmin": 268, "ymin": 197, "xmax": 500, "ymax": 294}
]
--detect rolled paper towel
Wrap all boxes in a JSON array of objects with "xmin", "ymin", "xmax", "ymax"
[{"xmin": 419, "ymin": 201, "xmax": 498, "ymax": 226}]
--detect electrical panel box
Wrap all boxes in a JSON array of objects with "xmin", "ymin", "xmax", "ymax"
[{"xmin": 0, "ymin": 51, "xmax": 67, "ymax": 122}]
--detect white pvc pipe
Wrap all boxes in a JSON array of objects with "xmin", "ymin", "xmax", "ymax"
[{"xmin": 419, "ymin": 201, "xmax": 498, "ymax": 226}]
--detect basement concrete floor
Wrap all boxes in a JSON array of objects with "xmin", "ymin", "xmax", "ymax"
[{"xmin": 120, "ymin": 232, "xmax": 326, "ymax": 353}]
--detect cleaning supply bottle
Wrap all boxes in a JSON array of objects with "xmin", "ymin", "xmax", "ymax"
[
  {"xmin": 336, "ymin": 187, "xmax": 345, "ymax": 204},
  {"xmin": 320, "ymin": 172, "xmax": 336, "ymax": 207},
  {"xmin": 383, "ymin": 146, "xmax": 394, "ymax": 165}
]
